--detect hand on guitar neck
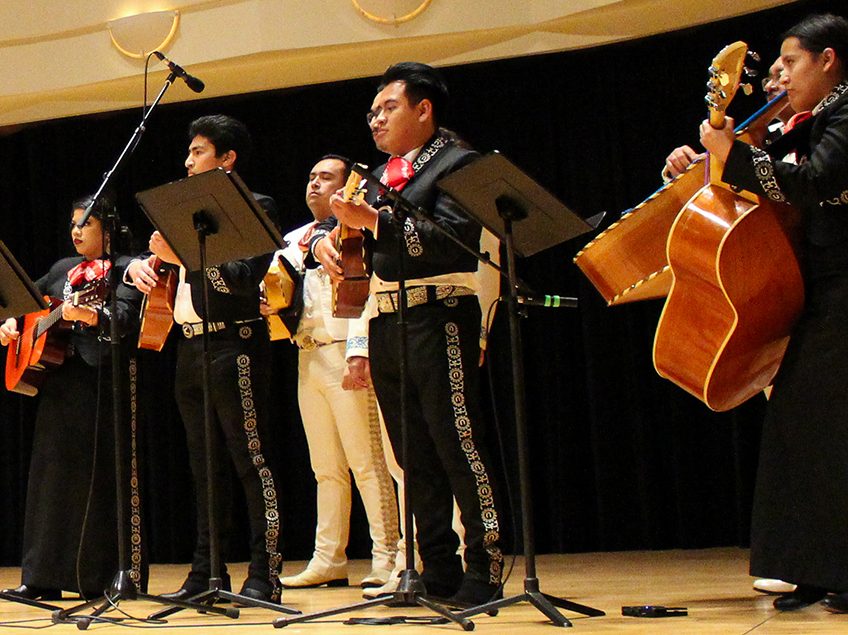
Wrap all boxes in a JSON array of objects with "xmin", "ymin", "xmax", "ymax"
[
  {"xmin": 700, "ymin": 117, "xmax": 737, "ymax": 164},
  {"xmin": 313, "ymin": 225, "xmax": 343, "ymax": 282}
]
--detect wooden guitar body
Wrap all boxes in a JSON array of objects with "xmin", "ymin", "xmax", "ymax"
[
  {"xmin": 264, "ymin": 253, "xmax": 300, "ymax": 341},
  {"xmin": 574, "ymin": 87, "xmax": 789, "ymax": 307},
  {"xmin": 332, "ymin": 226, "xmax": 370, "ymax": 319},
  {"xmin": 5, "ymin": 297, "xmax": 69, "ymax": 396},
  {"xmin": 331, "ymin": 166, "xmax": 371, "ymax": 319},
  {"xmin": 653, "ymin": 185, "xmax": 803, "ymax": 411},
  {"xmin": 574, "ymin": 158, "xmax": 705, "ymax": 305},
  {"xmin": 138, "ymin": 258, "xmax": 177, "ymax": 352}
]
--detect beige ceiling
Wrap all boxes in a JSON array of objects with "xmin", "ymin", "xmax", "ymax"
[{"xmin": 0, "ymin": 0, "xmax": 795, "ymax": 127}]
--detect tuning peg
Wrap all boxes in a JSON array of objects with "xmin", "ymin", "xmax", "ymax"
[
  {"xmin": 747, "ymin": 50, "xmax": 761, "ymax": 62},
  {"xmin": 704, "ymin": 95, "xmax": 719, "ymax": 109},
  {"xmin": 741, "ymin": 83, "xmax": 754, "ymax": 96},
  {"xmin": 744, "ymin": 66, "xmax": 759, "ymax": 78}
]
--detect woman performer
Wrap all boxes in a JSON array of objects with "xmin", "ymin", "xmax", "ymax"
[{"xmin": 0, "ymin": 195, "xmax": 144, "ymax": 600}]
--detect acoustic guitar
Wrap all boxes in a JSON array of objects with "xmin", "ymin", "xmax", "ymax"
[
  {"xmin": 137, "ymin": 256, "xmax": 177, "ymax": 351},
  {"xmin": 332, "ymin": 165, "xmax": 370, "ymax": 319},
  {"xmin": 653, "ymin": 42, "xmax": 804, "ymax": 411},
  {"xmin": 263, "ymin": 253, "xmax": 301, "ymax": 341},
  {"xmin": 574, "ymin": 90, "xmax": 790, "ymax": 307},
  {"xmin": 5, "ymin": 279, "xmax": 108, "ymax": 396}
]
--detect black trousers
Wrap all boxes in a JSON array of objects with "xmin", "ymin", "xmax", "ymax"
[
  {"xmin": 175, "ymin": 322, "xmax": 282, "ymax": 597},
  {"xmin": 370, "ymin": 295, "xmax": 504, "ymax": 586}
]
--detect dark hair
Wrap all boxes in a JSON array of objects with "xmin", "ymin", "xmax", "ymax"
[
  {"xmin": 783, "ymin": 13, "xmax": 848, "ymax": 75},
  {"xmin": 318, "ymin": 153, "xmax": 352, "ymax": 181},
  {"xmin": 72, "ymin": 193, "xmax": 113, "ymax": 221},
  {"xmin": 188, "ymin": 114, "xmax": 252, "ymax": 167},
  {"xmin": 378, "ymin": 62, "xmax": 449, "ymax": 125}
]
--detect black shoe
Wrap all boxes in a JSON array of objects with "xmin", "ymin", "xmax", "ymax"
[
  {"xmin": 420, "ymin": 572, "xmax": 462, "ymax": 600},
  {"xmin": 773, "ymin": 585, "xmax": 827, "ymax": 611},
  {"xmin": 1, "ymin": 584, "xmax": 62, "ymax": 601},
  {"xmin": 233, "ymin": 576, "xmax": 281, "ymax": 606},
  {"xmin": 160, "ymin": 572, "xmax": 231, "ymax": 602},
  {"xmin": 822, "ymin": 593, "xmax": 848, "ymax": 614},
  {"xmin": 446, "ymin": 578, "xmax": 503, "ymax": 607}
]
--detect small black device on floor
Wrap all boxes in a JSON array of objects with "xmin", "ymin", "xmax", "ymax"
[{"xmin": 622, "ymin": 605, "xmax": 688, "ymax": 617}]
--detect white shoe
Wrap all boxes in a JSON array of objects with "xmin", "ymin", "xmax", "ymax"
[
  {"xmin": 360, "ymin": 567, "xmax": 393, "ymax": 588},
  {"xmin": 280, "ymin": 568, "xmax": 349, "ymax": 589},
  {"xmin": 753, "ymin": 578, "xmax": 797, "ymax": 595},
  {"xmin": 362, "ymin": 572, "xmax": 401, "ymax": 599}
]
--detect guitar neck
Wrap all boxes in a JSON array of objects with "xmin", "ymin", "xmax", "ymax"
[{"xmin": 34, "ymin": 304, "xmax": 66, "ymax": 339}]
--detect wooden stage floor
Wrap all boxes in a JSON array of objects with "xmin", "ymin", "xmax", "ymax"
[{"xmin": 0, "ymin": 548, "xmax": 845, "ymax": 633}]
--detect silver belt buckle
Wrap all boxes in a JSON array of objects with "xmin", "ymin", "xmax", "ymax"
[{"xmin": 182, "ymin": 323, "xmax": 195, "ymax": 339}]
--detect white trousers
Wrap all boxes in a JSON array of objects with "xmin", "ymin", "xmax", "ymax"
[{"xmin": 298, "ymin": 343, "xmax": 399, "ymax": 573}]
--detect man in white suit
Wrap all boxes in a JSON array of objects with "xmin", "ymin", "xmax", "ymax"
[{"xmin": 277, "ymin": 155, "xmax": 399, "ymax": 589}]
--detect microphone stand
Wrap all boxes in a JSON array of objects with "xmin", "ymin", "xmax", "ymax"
[{"xmin": 53, "ymin": 71, "xmax": 237, "ymax": 629}]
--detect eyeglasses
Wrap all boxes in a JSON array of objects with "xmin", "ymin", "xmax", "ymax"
[
  {"xmin": 366, "ymin": 108, "xmax": 382, "ymax": 126},
  {"xmin": 761, "ymin": 75, "xmax": 781, "ymax": 91}
]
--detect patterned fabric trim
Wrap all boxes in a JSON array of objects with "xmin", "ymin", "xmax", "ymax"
[
  {"xmin": 403, "ymin": 217, "xmax": 423, "ymax": 258},
  {"xmin": 751, "ymin": 147, "xmax": 787, "ymax": 202},
  {"xmin": 823, "ymin": 190, "xmax": 848, "ymax": 207},
  {"xmin": 412, "ymin": 135, "xmax": 448, "ymax": 172},
  {"xmin": 813, "ymin": 80, "xmax": 848, "ymax": 115},
  {"xmin": 366, "ymin": 389, "xmax": 400, "ymax": 556},
  {"xmin": 346, "ymin": 336, "xmax": 368, "ymax": 355},
  {"xmin": 815, "ymin": 82, "xmax": 848, "ymax": 207},
  {"xmin": 128, "ymin": 357, "xmax": 144, "ymax": 586},
  {"xmin": 444, "ymin": 321, "xmax": 503, "ymax": 585},
  {"xmin": 206, "ymin": 266, "xmax": 231, "ymax": 294},
  {"xmin": 235, "ymin": 353, "xmax": 283, "ymax": 600}
]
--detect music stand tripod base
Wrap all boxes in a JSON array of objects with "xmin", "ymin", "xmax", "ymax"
[
  {"xmin": 438, "ymin": 152, "xmax": 605, "ymax": 627},
  {"xmin": 272, "ymin": 570, "xmax": 474, "ymax": 631}
]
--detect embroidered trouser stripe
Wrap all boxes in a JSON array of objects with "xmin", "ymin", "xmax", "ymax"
[
  {"xmin": 370, "ymin": 295, "xmax": 504, "ymax": 585},
  {"xmin": 236, "ymin": 353, "xmax": 283, "ymax": 596}
]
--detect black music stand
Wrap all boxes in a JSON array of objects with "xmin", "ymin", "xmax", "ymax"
[
  {"xmin": 437, "ymin": 151, "xmax": 605, "ymax": 627},
  {"xmin": 134, "ymin": 168, "xmax": 297, "ymax": 619},
  {"xmin": 0, "ymin": 241, "xmax": 48, "ymax": 319},
  {"xmin": 0, "ymin": 243, "xmax": 60, "ymax": 612}
]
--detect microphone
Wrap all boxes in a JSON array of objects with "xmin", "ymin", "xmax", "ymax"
[
  {"xmin": 516, "ymin": 294, "xmax": 577, "ymax": 309},
  {"xmin": 153, "ymin": 51, "xmax": 205, "ymax": 93}
]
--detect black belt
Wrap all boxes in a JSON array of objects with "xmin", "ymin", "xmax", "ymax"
[{"xmin": 180, "ymin": 318, "xmax": 262, "ymax": 339}]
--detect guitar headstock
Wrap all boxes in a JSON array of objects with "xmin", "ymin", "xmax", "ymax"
[
  {"xmin": 71, "ymin": 278, "xmax": 108, "ymax": 308},
  {"xmin": 705, "ymin": 41, "xmax": 749, "ymax": 129},
  {"xmin": 342, "ymin": 163, "xmax": 368, "ymax": 205}
]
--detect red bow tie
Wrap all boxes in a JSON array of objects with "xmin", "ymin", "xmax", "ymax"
[
  {"xmin": 67, "ymin": 259, "xmax": 111, "ymax": 286},
  {"xmin": 381, "ymin": 156, "xmax": 415, "ymax": 192},
  {"xmin": 785, "ymin": 110, "xmax": 812, "ymax": 132}
]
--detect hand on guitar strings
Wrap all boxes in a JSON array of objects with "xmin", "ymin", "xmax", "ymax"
[
  {"xmin": 664, "ymin": 145, "xmax": 703, "ymax": 179},
  {"xmin": 0, "ymin": 317, "xmax": 18, "ymax": 346},
  {"xmin": 127, "ymin": 255, "xmax": 160, "ymax": 295}
]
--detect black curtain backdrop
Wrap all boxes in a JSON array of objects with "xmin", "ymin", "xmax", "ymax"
[{"xmin": 0, "ymin": 0, "xmax": 841, "ymax": 569}]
